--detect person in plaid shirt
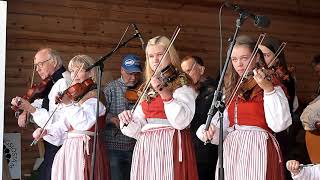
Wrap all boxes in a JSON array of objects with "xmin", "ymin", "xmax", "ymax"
[{"xmin": 103, "ymin": 54, "xmax": 142, "ymax": 180}]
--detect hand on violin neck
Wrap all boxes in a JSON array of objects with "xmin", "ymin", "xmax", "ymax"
[
  {"xmin": 253, "ymin": 69, "xmax": 274, "ymax": 93},
  {"xmin": 150, "ymin": 76, "xmax": 173, "ymax": 100},
  {"xmin": 59, "ymin": 94, "xmax": 72, "ymax": 105}
]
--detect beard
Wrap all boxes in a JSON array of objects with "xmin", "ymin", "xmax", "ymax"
[{"xmin": 126, "ymin": 82, "xmax": 136, "ymax": 87}]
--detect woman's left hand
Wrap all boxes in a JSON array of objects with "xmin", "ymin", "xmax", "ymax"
[
  {"xmin": 150, "ymin": 77, "xmax": 173, "ymax": 100},
  {"xmin": 60, "ymin": 95, "xmax": 72, "ymax": 105},
  {"xmin": 253, "ymin": 68, "xmax": 274, "ymax": 93}
]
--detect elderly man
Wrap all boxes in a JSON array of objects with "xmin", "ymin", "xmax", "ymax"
[
  {"xmin": 11, "ymin": 48, "xmax": 71, "ymax": 180},
  {"xmin": 181, "ymin": 55, "xmax": 218, "ymax": 180},
  {"xmin": 104, "ymin": 54, "xmax": 142, "ymax": 180}
]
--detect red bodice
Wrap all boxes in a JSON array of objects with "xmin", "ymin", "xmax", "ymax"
[
  {"xmin": 228, "ymin": 92, "xmax": 272, "ymax": 132},
  {"xmin": 141, "ymin": 95, "xmax": 167, "ymax": 119}
]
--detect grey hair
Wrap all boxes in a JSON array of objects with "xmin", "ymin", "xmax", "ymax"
[
  {"xmin": 38, "ymin": 48, "xmax": 63, "ymax": 69},
  {"xmin": 48, "ymin": 48, "xmax": 63, "ymax": 69}
]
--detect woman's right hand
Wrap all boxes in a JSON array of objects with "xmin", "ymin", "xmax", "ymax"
[
  {"xmin": 32, "ymin": 128, "xmax": 47, "ymax": 141},
  {"xmin": 118, "ymin": 110, "xmax": 133, "ymax": 125},
  {"xmin": 286, "ymin": 160, "xmax": 301, "ymax": 176},
  {"xmin": 203, "ymin": 124, "xmax": 216, "ymax": 142}
]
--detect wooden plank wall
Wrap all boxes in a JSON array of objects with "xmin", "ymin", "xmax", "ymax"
[{"xmin": 5, "ymin": 0, "xmax": 320, "ymax": 176}]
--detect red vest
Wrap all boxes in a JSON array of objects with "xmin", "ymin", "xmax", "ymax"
[
  {"xmin": 228, "ymin": 91, "xmax": 272, "ymax": 132},
  {"xmin": 141, "ymin": 95, "xmax": 167, "ymax": 119}
]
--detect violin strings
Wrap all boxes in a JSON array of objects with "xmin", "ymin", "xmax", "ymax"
[
  {"xmin": 131, "ymin": 26, "xmax": 181, "ymax": 113},
  {"xmin": 226, "ymin": 33, "xmax": 266, "ymax": 109},
  {"xmin": 267, "ymin": 42, "xmax": 287, "ymax": 68}
]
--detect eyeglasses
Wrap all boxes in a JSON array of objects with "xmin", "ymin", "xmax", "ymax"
[{"xmin": 34, "ymin": 58, "xmax": 51, "ymax": 68}]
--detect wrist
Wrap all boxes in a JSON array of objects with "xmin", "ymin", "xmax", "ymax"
[
  {"xmin": 160, "ymin": 92, "xmax": 173, "ymax": 101},
  {"xmin": 159, "ymin": 89, "xmax": 173, "ymax": 100},
  {"xmin": 264, "ymin": 86, "xmax": 274, "ymax": 93},
  {"xmin": 29, "ymin": 106, "xmax": 36, "ymax": 113},
  {"xmin": 292, "ymin": 169, "xmax": 301, "ymax": 176},
  {"xmin": 162, "ymin": 96, "xmax": 173, "ymax": 102}
]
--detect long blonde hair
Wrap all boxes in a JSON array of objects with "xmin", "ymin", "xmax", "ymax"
[
  {"xmin": 144, "ymin": 36, "xmax": 182, "ymax": 81},
  {"xmin": 68, "ymin": 54, "xmax": 97, "ymax": 82}
]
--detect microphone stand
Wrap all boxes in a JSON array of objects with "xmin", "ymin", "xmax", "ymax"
[
  {"xmin": 86, "ymin": 33, "xmax": 141, "ymax": 180},
  {"xmin": 204, "ymin": 11, "xmax": 248, "ymax": 180}
]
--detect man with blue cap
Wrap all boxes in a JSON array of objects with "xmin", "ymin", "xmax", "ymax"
[{"xmin": 103, "ymin": 54, "xmax": 142, "ymax": 180}]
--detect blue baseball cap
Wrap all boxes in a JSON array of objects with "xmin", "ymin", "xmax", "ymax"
[{"xmin": 121, "ymin": 54, "xmax": 142, "ymax": 73}]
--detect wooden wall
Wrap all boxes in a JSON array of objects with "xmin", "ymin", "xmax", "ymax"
[{"xmin": 5, "ymin": 0, "xmax": 320, "ymax": 176}]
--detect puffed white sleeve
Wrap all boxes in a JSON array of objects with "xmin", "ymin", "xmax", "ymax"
[
  {"xmin": 196, "ymin": 109, "xmax": 230, "ymax": 145},
  {"xmin": 31, "ymin": 78, "xmax": 69, "ymax": 128},
  {"xmin": 292, "ymin": 165, "xmax": 320, "ymax": 180},
  {"xmin": 120, "ymin": 105, "xmax": 146, "ymax": 139},
  {"xmin": 163, "ymin": 85, "xmax": 197, "ymax": 130},
  {"xmin": 44, "ymin": 118, "xmax": 68, "ymax": 146},
  {"xmin": 264, "ymin": 86, "xmax": 292, "ymax": 132},
  {"xmin": 62, "ymin": 98, "xmax": 106, "ymax": 130}
]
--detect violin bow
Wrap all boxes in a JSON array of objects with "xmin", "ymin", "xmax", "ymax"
[
  {"xmin": 30, "ymin": 63, "xmax": 85, "ymax": 146},
  {"xmin": 267, "ymin": 42, "xmax": 287, "ymax": 68},
  {"xmin": 225, "ymin": 33, "xmax": 266, "ymax": 110}
]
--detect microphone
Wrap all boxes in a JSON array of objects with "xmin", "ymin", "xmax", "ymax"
[
  {"xmin": 224, "ymin": 1, "xmax": 270, "ymax": 28},
  {"xmin": 132, "ymin": 24, "xmax": 146, "ymax": 51}
]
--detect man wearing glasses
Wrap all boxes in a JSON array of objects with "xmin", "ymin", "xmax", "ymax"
[
  {"xmin": 11, "ymin": 48, "xmax": 71, "ymax": 180},
  {"xmin": 181, "ymin": 56, "xmax": 218, "ymax": 180}
]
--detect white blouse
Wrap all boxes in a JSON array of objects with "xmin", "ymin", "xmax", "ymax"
[
  {"xmin": 120, "ymin": 85, "xmax": 197, "ymax": 139},
  {"xmin": 196, "ymin": 86, "xmax": 292, "ymax": 145},
  {"xmin": 31, "ymin": 74, "xmax": 71, "ymax": 146},
  {"xmin": 45, "ymin": 98, "xmax": 106, "ymax": 144},
  {"xmin": 292, "ymin": 165, "xmax": 320, "ymax": 180}
]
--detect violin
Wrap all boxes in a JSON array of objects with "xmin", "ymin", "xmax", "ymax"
[
  {"xmin": 124, "ymin": 64, "xmax": 182, "ymax": 104},
  {"xmin": 140, "ymin": 64, "xmax": 191, "ymax": 102},
  {"xmin": 11, "ymin": 76, "xmax": 52, "ymax": 117},
  {"xmin": 237, "ymin": 56, "xmax": 270, "ymax": 99},
  {"xmin": 125, "ymin": 81, "xmax": 144, "ymax": 104},
  {"xmin": 157, "ymin": 64, "xmax": 179, "ymax": 90},
  {"xmin": 55, "ymin": 78, "xmax": 95, "ymax": 104}
]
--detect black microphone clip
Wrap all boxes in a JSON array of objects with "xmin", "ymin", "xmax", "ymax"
[
  {"xmin": 224, "ymin": 1, "xmax": 270, "ymax": 28},
  {"xmin": 131, "ymin": 24, "xmax": 146, "ymax": 51}
]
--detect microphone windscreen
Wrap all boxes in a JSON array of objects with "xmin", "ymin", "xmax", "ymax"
[{"xmin": 254, "ymin": 15, "xmax": 270, "ymax": 28}]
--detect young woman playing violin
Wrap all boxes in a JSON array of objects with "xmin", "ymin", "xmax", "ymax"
[
  {"xmin": 197, "ymin": 35, "xmax": 292, "ymax": 180},
  {"xmin": 118, "ymin": 36, "xmax": 198, "ymax": 180},
  {"xmin": 259, "ymin": 36, "xmax": 297, "ymax": 112},
  {"xmin": 33, "ymin": 55, "xmax": 110, "ymax": 180},
  {"xmin": 259, "ymin": 36, "xmax": 300, "ymax": 180}
]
